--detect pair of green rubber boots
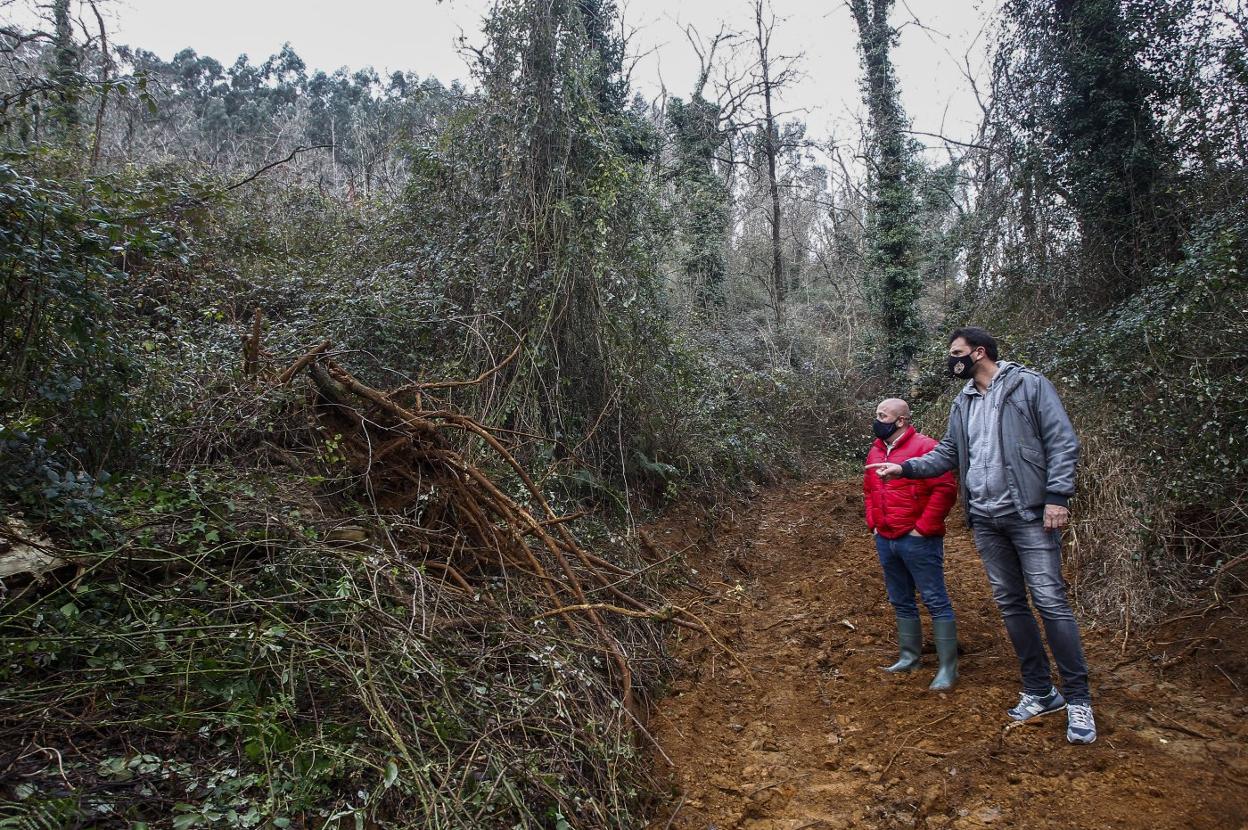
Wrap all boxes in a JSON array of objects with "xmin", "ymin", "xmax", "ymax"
[{"xmin": 882, "ymin": 617, "xmax": 958, "ymax": 691}]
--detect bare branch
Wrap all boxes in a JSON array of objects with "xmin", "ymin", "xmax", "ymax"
[
  {"xmin": 223, "ymin": 144, "xmax": 333, "ymax": 192},
  {"xmin": 901, "ymin": 129, "xmax": 990, "ymax": 152}
]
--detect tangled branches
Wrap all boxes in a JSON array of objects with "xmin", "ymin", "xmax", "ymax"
[
  {"xmin": 282, "ymin": 343, "xmax": 711, "ymax": 712},
  {"xmin": 0, "ymin": 337, "xmax": 714, "ymax": 828}
]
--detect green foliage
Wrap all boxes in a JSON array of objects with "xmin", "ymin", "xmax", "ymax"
[
  {"xmin": 116, "ymin": 44, "xmax": 457, "ymax": 183},
  {"xmin": 49, "ymin": 0, "xmax": 80, "ymax": 141},
  {"xmin": 997, "ymin": 0, "xmax": 1180, "ymax": 297},
  {"xmin": 0, "ymin": 158, "xmax": 184, "ymax": 518},
  {"xmin": 1, "ymin": 467, "xmax": 660, "ymax": 828},
  {"xmin": 667, "ymin": 95, "xmax": 730, "ymax": 309},
  {"xmin": 402, "ymin": 0, "xmax": 680, "ymax": 481},
  {"xmin": 850, "ymin": 0, "xmax": 925, "ymax": 374},
  {"xmin": 627, "ymin": 335, "xmax": 796, "ymax": 497},
  {"xmin": 1052, "ymin": 207, "xmax": 1248, "ymax": 511},
  {"xmin": 0, "ymin": 795, "xmax": 85, "ymax": 830}
]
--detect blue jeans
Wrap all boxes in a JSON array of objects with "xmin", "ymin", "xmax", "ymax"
[
  {"xmin": 875, "ymin": 533, "xmax": 954, "ymax": 621},
  {"xmin": 972, "ymin": 512, "xmax": 1091, "ymax": 704}
]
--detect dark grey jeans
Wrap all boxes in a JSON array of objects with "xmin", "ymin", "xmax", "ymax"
[{"xmin": 971, "ymin": 512, "xmax": 1091, "ymax": 703}]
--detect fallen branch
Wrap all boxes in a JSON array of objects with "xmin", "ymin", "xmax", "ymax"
[
  {"xmin": 0, "ymin": 519, "xmax": 68, "ymax": 579},
  {"xmin": 277, "ymin": 340, "xmax": 332, "ymax": 385},
  {"xmin": 1146, "ymin": 711, "xmax": 1215, "ymax": 741},
  {"xmin": 532, "ymin": 602, "xmax": 680, "ymax": 622},
  {"xmin": 392, "ymin": 339, "xmax": 523, "ymax": 395},
  {"xmin": 883, "ymin": 711, "xmax": 955, "ymax": 777}
]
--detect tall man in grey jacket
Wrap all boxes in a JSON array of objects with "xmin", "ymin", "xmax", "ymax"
[{"xmin": 867, "ymin": 327, "xmax": 1096, "ymax": 744}]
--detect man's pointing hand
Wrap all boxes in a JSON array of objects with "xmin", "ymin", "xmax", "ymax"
[{"xmin": 865, "ymin": 462, "xmax": 904, "ymax": 481}]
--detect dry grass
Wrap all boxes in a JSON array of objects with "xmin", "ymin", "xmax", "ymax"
[{"xmin": 1065, "ymin": 430, "xmax": 1169, "ymax": 628}]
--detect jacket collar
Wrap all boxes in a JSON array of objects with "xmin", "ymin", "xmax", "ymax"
[
  {"xmin": 874, "ymin": 424, "xmax": 915, "ymax": 452},
  {"xmin": 962, "ymin": 361, "xmax": 1024, "ymax": 399}
]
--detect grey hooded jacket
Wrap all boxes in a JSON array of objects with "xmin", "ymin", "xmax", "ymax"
[{"xmin": 900, "ymin": 365, "xmax": 1080, "ymax": 525}]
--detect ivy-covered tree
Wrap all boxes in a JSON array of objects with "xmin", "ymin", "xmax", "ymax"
[
  {"xmin": 667, "ymin": 92, "xmax": 730, "ymax": 311},
  {"xmin": 49, "ymin": 0, "xmax": 80, "ymax": 141},
  {"xmin": 850, "ymin": 0, "xmax": 923, "ymax": 374},
  {"xmin": 996, "ymin": 0, "xmax": 1180, "ymax": 299},
  {"xmin": 404, "ymin": 0, "xmax": 667, "ymax": 473}
]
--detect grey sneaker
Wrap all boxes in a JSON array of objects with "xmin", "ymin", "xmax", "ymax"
[
  {"xmin": 1066, "ymin": 702, "xmax": 1096, "ymax": 744},
  {"xmin": 1007, "ymin": 687, "xmax": 1067, "ymax": 721}
]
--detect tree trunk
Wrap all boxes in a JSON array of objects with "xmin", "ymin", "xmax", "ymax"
[
  {"xmin": 51, "ymin": 0, "xmax": 80, "ymax": 144},
  {"xmin": 756, "ymin": 0, "xmax": 785, "ymax": 326},
  {"xmin": 851, "ymin": 0, "xmax": 921, "ymax": 374}
]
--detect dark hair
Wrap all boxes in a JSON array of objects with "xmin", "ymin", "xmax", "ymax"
[{"xmin": 948, "ymin": 326, "xmax": 998, "ymax": 361}]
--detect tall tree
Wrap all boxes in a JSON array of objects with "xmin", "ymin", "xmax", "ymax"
[
  {"xmin": 997, "ymin": 0, "xmax": 1179, "ymax": 299},
  {"xmin": 667, "ymin": 26, "xmax": 733, "ymax": 312},
  {"xmin": 405, "ymin": 0, "xmax": 665, "ymax": 471},
  {"xmin": 850, "ymin": 0, "xmax": 922, "ymax": 373},
  {"xmin": 668, "ymin": 92, "xmax": 731, "ymax": 311},
  {"xmin": 50, "ymin": 0, "xmax": 80, "ymax": 142},
  {"xmin": 754, "ymin": 0, "xmax": 786, "ymax": 325},
  {"xmin": 1051, "ymin": 0, "xmax": 1176, "ymax": 286}
]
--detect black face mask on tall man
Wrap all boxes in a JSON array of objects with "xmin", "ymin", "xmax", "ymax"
[{"xmin": 946, "ymin": 351, "xmax": 979, "ymax": 379}]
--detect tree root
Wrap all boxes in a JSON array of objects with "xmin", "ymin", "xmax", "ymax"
[{"xmin": 280, "ymin": 351, "xmax": 715, "ymax": 711}]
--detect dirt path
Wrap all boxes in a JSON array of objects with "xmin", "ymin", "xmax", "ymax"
[{"xmin": 645, "ymin": 481, "xmax": 1248, "ymax": 830}]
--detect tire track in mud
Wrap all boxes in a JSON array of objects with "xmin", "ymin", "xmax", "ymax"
[{"xmin": 645, "ymin": 481, "xmax": 1248, "ymax": 830}]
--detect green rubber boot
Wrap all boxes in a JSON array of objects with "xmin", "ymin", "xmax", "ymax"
[
  {"xmin": 929, "ymin": 618, "xmax": 959, "ymax": 691},
  {"xmin": 883, "ymin": 617, "xmax": 922, "ymax": 673}
]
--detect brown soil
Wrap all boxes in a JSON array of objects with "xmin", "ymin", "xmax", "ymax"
[{"xmin": 644, "ymin": 481, "xmax": 1248, "ymax": 830}]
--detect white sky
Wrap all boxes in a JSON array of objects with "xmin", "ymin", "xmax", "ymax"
[{"xmin": 6, "ymin": 0, "xmax": 998, "ymax": 147}]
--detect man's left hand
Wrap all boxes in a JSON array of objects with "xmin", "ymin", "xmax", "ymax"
[{"xmin": 1044, "ymin": 504, "xmax": 1070, "ymax": 531}]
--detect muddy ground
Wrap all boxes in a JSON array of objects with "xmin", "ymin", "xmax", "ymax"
[{"xmin": 644, "ymin": 481, "xmax": 1248, "ymax": 830}]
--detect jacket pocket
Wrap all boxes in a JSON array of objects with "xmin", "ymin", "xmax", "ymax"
[
  {"xmin": 1013, "ymin": 446, "xmax": 1047, "ymax": 504},
  {"xmin": 1019, "ymin": 445, "xmax": 1046, "ymax": 467}
]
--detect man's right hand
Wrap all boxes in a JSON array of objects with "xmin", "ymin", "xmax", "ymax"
[{"xmin": 865, "ymin": 462, "xmax": 904, "ymax": 481}]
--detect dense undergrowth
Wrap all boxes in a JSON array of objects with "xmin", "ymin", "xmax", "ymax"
[
  {"xmin": 0, "ymin": 151, "xmax": 822, "ymax": 828},
  {"xmin": 1048, "ymin": 205, "xmax": 1248, "ymax": 621}
]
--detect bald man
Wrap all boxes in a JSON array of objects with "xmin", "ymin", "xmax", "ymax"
[{"xmin": 863, "ymin": 398, "xmax": 959, "ymax": 690}]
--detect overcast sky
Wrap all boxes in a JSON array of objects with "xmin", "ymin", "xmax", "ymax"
[{"xmin": 6, "ymin": 0, "xmax": 998, "ymax": 148}]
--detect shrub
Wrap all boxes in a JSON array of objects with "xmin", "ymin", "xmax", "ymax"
[{"xmin": 0, "ymin": 159, "xmax": 184, "ymax": 520}]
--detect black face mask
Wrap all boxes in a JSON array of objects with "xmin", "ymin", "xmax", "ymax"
[
  {"xmin": 873, "ymin": 418, "xmax": 901, "ymax": 440},
  {"xmin": 946, "ymin": 351, "xmax": 979, "ymax": 379}
]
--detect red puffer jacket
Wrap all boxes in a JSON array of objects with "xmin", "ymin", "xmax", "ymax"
[{"xmin": 863, "ymin": 427, "xmax": 958, "ymax": 539}]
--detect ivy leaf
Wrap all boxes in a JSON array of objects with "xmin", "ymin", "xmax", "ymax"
[{"xmin": 171, "ymin": 811, "xmax": 201, "ymax": 830}]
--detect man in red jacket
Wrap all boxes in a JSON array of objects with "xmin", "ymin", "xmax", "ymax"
[{"xmin": 863, "ymin": 398, "xmax": 959, "ymax": 690}]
